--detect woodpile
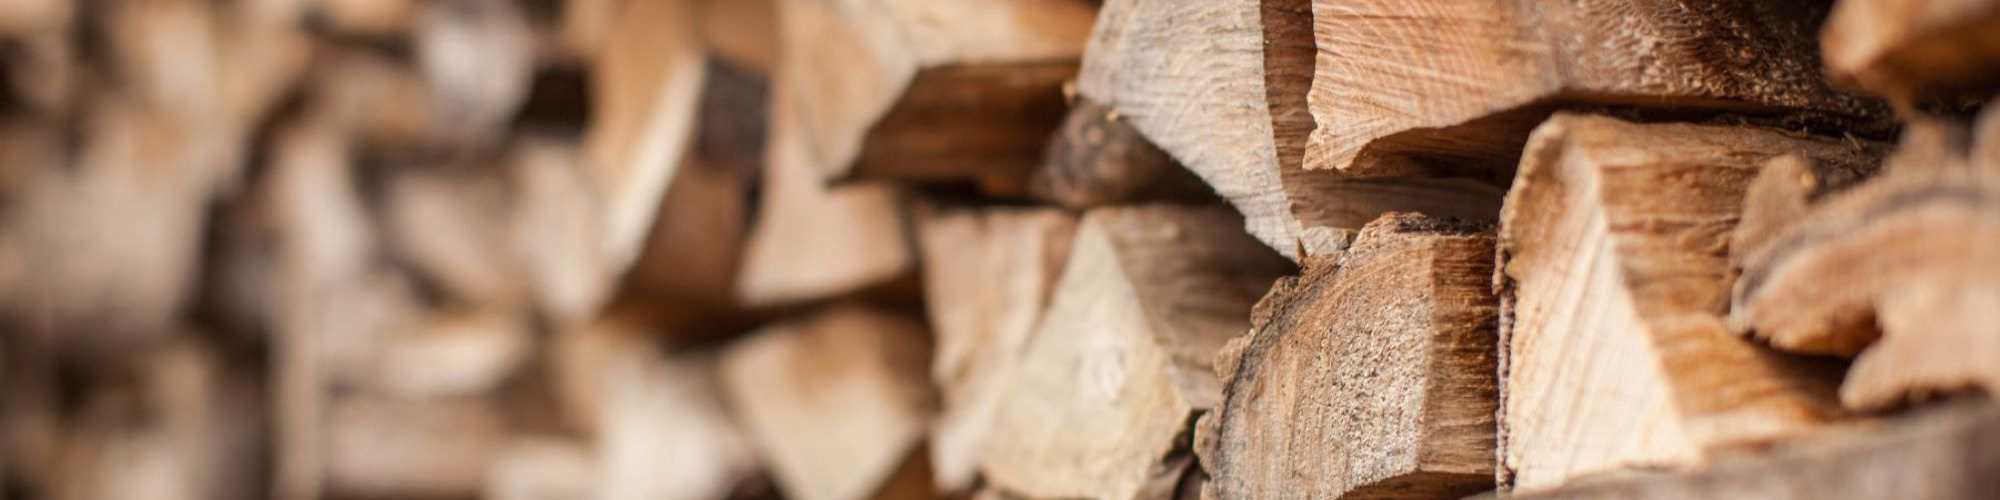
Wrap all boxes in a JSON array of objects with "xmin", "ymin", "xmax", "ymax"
[{"xmin": 5, "ymin": 0, "xmax": 2000, "ymax": 500}]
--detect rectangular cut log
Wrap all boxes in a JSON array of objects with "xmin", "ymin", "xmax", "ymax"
[
  {"xmin": 980, "ymin": 205, "xmax": 1293, "ymax": 500},
  {"xmin": 779, "ymin": 0, "xmax": 1095, "ymax": 191},
  {"xmin": 720, "ymin": 306, "xmax": 935, "ymax": 500},
  {"xmin": 1306, "ymin": 0, "xmax": 1883, "ymax": 180},
  {"xmin": 1471, "ymin": 400, "xmax": 2000, "ymax": 500},
  {"xmin": 1197, "ymin": 213, "xmax": 1497, "ymax": 500},
  {"xmin": 1823, "ymin": 0, "xmax": 2000, "ymax": 103},
  {"xmin": 1733, "ymin": 112, "xmax": 2000, "ymax": 412},
  {"xmin": 1075, "ymin": 0, "xmax": 1504, "ymax": 260},
  {"xmin": 1497, "ymin": 114, "xmax": 1869, "ymax": 491},
  {"xmin": 916, "ymin": 204, "xmax": 1077, "ymax": 493}
]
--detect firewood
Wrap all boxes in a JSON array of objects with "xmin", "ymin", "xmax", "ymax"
[
  {"xmin": 1822, "ymin": 0, "xmax": 2000, "ymax": 103},
  {"xmin": 381, "ymin": 164, "xmax": 534, "ymax": 308},
  {"xmin": 310, "ymin": 0, "xmax": 416, "ymax": 39},
  {"xmin": 510, "ymin": 138, "xmax": 614, "ymax": 327},
  {"xmin": 700, "ymin": 0, "xmax": 777, "ymax": 74},
  {"xmin": 719, "ymin": 306, "xmax": 935, "ymax": 500},
  {"xmin": 981, "ymin": 205, "xmax": 1292, "ymax": 500},
  {"xmin": 1074, "ymin": 0, "xmax": 1503, "ymax": 260},
  {"xmin": 369, "ymin": 310, "xmax": 532, "ymax": 399},
  {"xmin": 1497, "ymin": 114, "xmax": 1867, "ymax": 490},
  {"xmin": 413, "ymin": 0, "xmax": 537, "ymax": 147},
  {"xmin": 1733, "ymin": 114, "xmax": 2000, "ymax": 411},
  {"xmin": 597, "ymin": 349, "xmax": 760, "ymax": 500},
  {"xmin": 486, "ymin": 438, "xmax": 598, "ymax": 500},
  {"xmin": 1470, "ymin": 400, "xmax": 2000, "ymax": 500},
  {"xmin": 323, "ymin": 397, "xmax": 508, "ymax": 499},
  {"xmin": 1197, "ymin": 213, "xmax": 1497, "ymax": 500},
  {"xmin": 1304, "ymin": 0, "xmax": 1882, "ymax": 180},
  {"xmin": 915, "ymin": 204, "xmax": 1077, "ymax": 493},
  {"xmin": 736, "ymin": 88, "xmax": 912, "ymax": 307},
  {"xmin": 586, "ymin": 0, "xmax": 706, "ymax": 276},
  {"xmin": 1029, "ymin": 97, "xmax": 1214, "ymax": 209},
  {"xmin": 0, "ymin": 0, "xmax": 67, "ymax": 35},
  {"xmin": 46, "ymin": 338, "xmax": 268, "ymax": 500},
  {"xmin": 776, "ymin": 0, "xmax": 1094, "ymax": 191}
]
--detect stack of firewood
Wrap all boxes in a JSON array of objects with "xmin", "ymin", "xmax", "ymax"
[{"xmin": 5, "ymin": 0, "xmax": 2000, "ymax": 499}]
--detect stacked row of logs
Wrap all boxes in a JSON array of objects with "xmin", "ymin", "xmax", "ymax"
[{"xmin": 6, "ymin": 0, "xmax": 2000, "ymax": 499}]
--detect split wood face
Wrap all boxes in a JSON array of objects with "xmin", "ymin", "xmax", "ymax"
[
  {"xmin": 1822, "ymin": 0, "xmax": 2000, "ymax": 104},
  {"xmin": 1496, "ymin": 114, "xmax": 1867, "ymax": 491},
  {"xmin": 1199, "ymin": 213, "xmax": 1499, "ymax": 500}
]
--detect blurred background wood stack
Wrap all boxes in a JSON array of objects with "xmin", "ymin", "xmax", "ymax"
[{"xmin": 2, "ymin": 0, "xmax": 1999, "ymax": 500}]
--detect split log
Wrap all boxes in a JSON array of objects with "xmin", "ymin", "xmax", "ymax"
[
  {"xmin": 510, "ymin": 138, "xmax": 614, "ymax": 327},
  {"xmin": 322, "ymin": 397, "xmax": 507, "ymax": 499},
  {"xmin": 596, "ymin": 348, "xmax": 761, "ymax": 500},
  {"xmin": 1197, "ymin": 213, "xmax": 1497, "ymax": 500},
  {"xmin": 1822, "ymin": 0, "xmax": 2000, "ymax": 103},
  {"xmin": 413, "ymin": 0, "xmax": 537, "ymax": 147},
  {"xmin": 1732, "ymin": 114, "xmax": 2000, "ymax": 411},
  {"xmin": 719, "ymin": 306, "xmax": 935, "ymax": 500},
  {"xmin": 368, "ymin": 310, "xmax": 532, "ymax": 399},
  {"xmin": 1304, "ymin": 0, "xmax": 1883, "ymax": 180},
  {"xmin": 381, "ymin": 164, "xmax": 534, "ymax": 308},
  {"xmin": 1496, "ymin": 114, "xmax": 1866, "ymax": 490},
  {"xmin": 585, "ymin": 0, "xmax": 705, "ymax": 276},
  {"xmin": 1029, "ymin": 97, "xmax": 1214, "ymax": 208},
  {"xmin": 981, "ymin": 205, "xmax": 1292, "ymax": 500},
  {"xmin": 44, "ymin": 338, "xmax": 268, "ymax": 500},
  {"xmin": 777, "ymin": 0, "xmax": 1095, "ymax": 191},
  {"xmin": 1472, "ymin": 400, "xmax": 2000, "ymax": 500},
  {"xmin": 915, "ymin": 204, "xmax": 1077, "ymax": 493},
  {"xmin": 1074, "ymin": 0, "xmax": 1502, "ymax": 260},
  {"xmin": 310, "ymin": 0, "xmax": 415, "ymax": 39},
  {"xmin": 486, "ymin": 438, "xmax": 599, "ymax": 500}
]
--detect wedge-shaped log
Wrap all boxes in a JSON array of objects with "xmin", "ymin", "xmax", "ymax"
[
  {"xmin": 1030, "ymin": 98, "xmax": 1214, "ymax": 209},
  {"xmin": 916, "ymin": 204, "xmax": 1077, "ymax": 493},
  {"xmin": 1733, "ymin": 116, "xmax": 2000, "ymax": 411},
  {"xmin": 720, "ymin": 306, "xmax": 935, "ymax": 500},
  {"xmin": 1497, "ymin": 114, "xmax": 1864, "ymax": 490},
  {"xmin": 1198, "ymin": 213, "xmax": 1497, "ymax": 500},
  {"xmin": 981, "ymin": 205, "xmax": 1292, "ymax": 500},
  {"xmin": 779, "ymin": 0, "xmax": 1095, "ymax": 191},
  {"xmin": 1823, "ymin": 0, "xmax": 2000, "ymax": 102},
  {"xmin": 586, "ymin": 0, "xmax": 705, "ymax": 275},
  {"xmin": 1306, "ymin": 0, "xmax": 1882, "ymax": 180},
  {"xmin": 1076, "ymin": 0, "xmax": 1503, "ymax": 260},
  {"xmin": 1472, "ymin": 400, "xmax": 2000, "ymax": 500}
]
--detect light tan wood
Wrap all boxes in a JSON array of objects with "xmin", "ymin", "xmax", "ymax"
[
  {"xmin": 368, "ymin": 310, "xmax": 532, "ymax": 399},
  {"xmin": 485, "ymin": 438, "xmax": 598, "ymax": 500},
  {"xmin": 916, "ymin": 204, "xmax": 1077, "ymax": 493},
  {"xmin": 1471, "ymin": 400, "xmax": 2000, "ymax": 500},
  {"xmin": 1497, "ymin": 114, "xmax": 1864, "ymax": 491},
  {"xmin": 1304, "ymin": 0, "xmax": 1882, "ymax": 179},
  {"xmin": 322, "ymin": 397, "xmax": 507, "ymax": 499},
  {"xmin": 736, "ymin": 84, "xmax": 912, "ymax": 307},
  {"xmin": 46, "ymin": 338, "xmax": 267, "ymax": 500},
  {"xmin": 1732, "ymin": 115, "xmax": 2000, "ymax": 411},
  {"xmin": 981, "ymin": 205, "xmax": 1292, "ymax": 500},
  {"xmin": 1198, "ymin": 213, "xmax": 1497, "ymax": 500},
  {"xmin": 510, "ymin": 139, "xmax": 615, "ymax": 327},
  {"xmin": 720, "ymin": 306, "xmax": 935, "ymax": 500},
  {"xmin": 777, "ymin": 0, "xmax": 1095, "ymax": 188},
  {"xmin": 413, "ymin": 0, "xmax": 537, "ymax": 146},
  {"xmin": 586, "ymin": 0, "xmax": 706, "ymax": 276},
  {"xmin": 1822, "ymin": 0, "xmax": 2000, "ymax": 103},
  {"xmin": 1074, "ymin": 0, "xmax": 1503, "ymax": 260},
  {"xmin": 381, "ymin": 164, "xmax": 533, "ymax": 308}
]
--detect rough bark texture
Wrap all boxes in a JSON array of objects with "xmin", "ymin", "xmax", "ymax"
[
  {"xmin": 1497, "ymin": 114, "xmax": 1867, "ymax": 491},
  {"xmin": 1305, "ymin": 0, "xmax": 1884, "ymax": 179},
  {"xmin": 1030, "ymin": 97, "xmax": 1215, "ymax": 209},
  {"xmin": 1198, "ymin": 213, "xmax": 1498, "ymax": 500},
  {"xmin": 980, "ymin": 205, "xmax": 1292, "ymax": 500}
]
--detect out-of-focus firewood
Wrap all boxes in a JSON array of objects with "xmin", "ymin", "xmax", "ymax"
[
  {"xmin": 700, "ymin": 0, "xmax": 776, "ymax": 74},
  {"xmin": 1733, "ymin": 113, "xmax": 2000, "ymax": 412},
  {"xmin": 1072, "ymin": 0, "xmax": 1503, "ymax": 261},
  {"xmin": 776, "ymin": 0, "xmax": 1095, "ymax": 191},
  {"xmin": 510, "ymin": 138, "xmax": 614, "ymax": 327},
  {"xmin": 916, "ymin": 204, "xmax": 1076, "ymax": 493},
  {"xmin": 45, "ymin": 338, "xmax": 269, "ymax": 500},
  {"xmin": 1304, "ymin": 0, "xmax": 1883, "ymax": 180},
  {"xmin": 1197, "ymin": 213, "xmax": 1498, "ymax": 500},
  {"xmin": 981, "ymin": 205, "xmax": 1291, "ymax": 500},
  {"xmin": 310, "ymin": 0, "xmax": 415, "ymax": 38},
  {"xmin": 585, "ymin": 0, "xmax": 705, "ymax": 276},
  {"xmin": 382, "ymin": 164, "xmax": 534, "ymax": 307},
  {"xmin": 323, "ymin": 397, "xmax": 507, "ymax": 499},
  {"xmin": 720, "ymin": 306, "xmax": 935, "ymax": 500},
  {"xmin": 0, "ymin": 0, "xmax": 68, "ymax": 35},
  {"xmin": 597, "ymin": 349, "xmax": 760, "ymax": 500},
  {"xmin": 1822, "ymin": 0, "xmax": 2000, "ymax": 103},
  {"xmin": 1496, "ymin": 114, "xmax": 1866, "ymax": 491},
  {"xmin": 1470, "ymin": 400, "xmax": 2000, "ymax": 500},
  {"xmin": 1030, "ymin": 98, "xmax": 1213, "ymax": 209},
  {"xmin": 414, "ymin": 0, "xmax": 537, "ymax": 147},
  {"xmin": 735, "ymin": 89, "xmax": 911, "ymax": 307},
  {"xmin": 486, "ymin": 438, "xmax": 598, "ymax": 500},
  {"xmin": 369, "ymin": 310, "xmax": 532, "ymax": 399}
]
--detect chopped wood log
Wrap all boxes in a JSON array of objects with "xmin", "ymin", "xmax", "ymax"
[
  {"xmin": 310, "ymin": 0, "xmax": 415, "ymax": 39},
  {"xmin": 1029, "ymin": 98, "xmax": 1215, "ymax": 209},
  {"xmin": 1197, "ymin": 213, "xmax": 1497, "ymax": 500},
  {"xmin": 700, "ymin": 0, "xmax": 777, "ymax": 74},
  {"xmin": 381, "ymin": 164, "xmax": 533, "ymax": 308},
  {"xmin": 586, "ymin": 0, "xmax": 706, "ymax": 276},
  {"xmin": 510, "ymin": 138, "xmax": 614, "ymax": 327},
  {"xmin": 736, "ymin": 88, "xmax": 912, "ymax": 307},
  {"xmin": 323, "ymin": 397, "xmax": 507, "ymax": 499},
  {"xmin": 45, "ymin": 338, "xmax": 268, "ymax": 500},
  {"xmin": 915, "ymin": 204, "xmax": 1077, "ymax": 493},
  {"xmin": 1471, "ymin": 399, "xmax": 2000, "ymax": 500},
  {"xmin": 597, "ymin": 349, "xmax": 761, "ymax": 500},
  {"xmin": 1732, "ymin": 114, "xmax": 2000, "ymax": 411},
  {"xmin": 1074, "ymin": 0, "xmax": 1503, "ymax": 260},
  {"xmin": 414, "ymin": 0, "xmax": 537, "ymax": 146},
  {"xmin": 369, "ymin": 310, "xmax": 532, "ymax": 399},
  {"xmin": 719, "ymin": 306, "xmax": 935, "ymax": 500},
  {"xmin": 777, "ymin": 0, "xmax": 1094, "ymax": 190},
  {"xmin": 0, "ymin": 0, "xmax": 67, "ymax": 34},
  {"xmin": 486, "ymin": 438, "xmax": 598, "ymax": 500},
  {"xmin": 1304, "ymin": 0, "xmax": 1883, "ymax": 180},
  {"xmin": 1822, "ymin": 0, "xmax": 2000, "ymax": 103},
  {"xmin": 981, "ymin": 205, "xmax": 1292, "ymax": 500},
  {"xmin": 1497, "ymin": 114, "xmax": 1866, "ymax": 491}
]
